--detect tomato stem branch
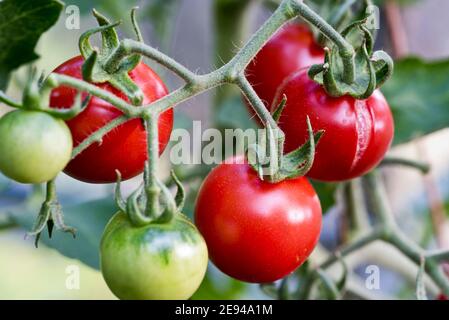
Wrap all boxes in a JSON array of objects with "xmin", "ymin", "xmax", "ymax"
[
  {"xmin": 71, "ymin": 115, "xmax": 130, "ymax": 159},
  {"xmin": 316, "ymin": 172, "xmax": 449, "ymax": 297},
  {"xmin": 104, "ymin": 39, "xmax": 198, "ymax": 83},
  {"xmin": 46, "ymin": 0, "xmax": 352, "ymax": 144},
  {"xmin": 380, "ymin": 156, "xmax": 430, "ymax": 174},
  {"xmin": 363, "ymin": 171, "xmax": 449, "ymax": 296},
  {"xmin": 41, "ymin": 0, "xmax": 354, "ymax": 226},
  {"xmin": 319, "ymin": 228, "xmax": 383, "ymax": 269},
  {"xmin": 46, "ymin": 74, "xmax": 137, "ymax": 116},
  {"xmin": 427, "ymin": 250, "xmax": 449, "ymax": 263},
  {"xmin": 144, "ymin": 113, "xmax": 161, "ymax": 220},
  {"xmin": 289, "ymin": 0, "xmax": 355, "ymax": 84},
  {"xmin": 0, "ymin": 91, "xmax": 21, "ymax": 108},
  {"xmin": 235, "ymin": 75, "xmax": 279, "ymax": 129}
]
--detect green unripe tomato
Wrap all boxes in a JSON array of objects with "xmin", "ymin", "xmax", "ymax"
[
  {"xmin": 100, "ymin": 212, "xmax": 208, "ymax": 300},
  {"xmin": 0, "ymin": 110, "xmax": 73, "ymax": 184}
]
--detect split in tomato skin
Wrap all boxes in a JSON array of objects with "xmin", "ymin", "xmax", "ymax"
[
  {"xmin": 50, "ymin": 56, "xmax": 174, "ymax": 184},
  {"xmin": 194, "ymin": 156, "xmax": 322, "ymax": 283},
  {"xmin": 274, "ymin": 71, "xmax": 394, "ymax": 182},
  {"xmin": 100, "ymin": 212, "xmax": 208, "ymax": 300},
  {"xmin": 246, "ymin": 23, "xmax": 324, "ymax": 110}
]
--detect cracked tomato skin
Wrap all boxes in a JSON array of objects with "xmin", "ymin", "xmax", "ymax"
[
  {"xmin": 274, "ymin": 71, "xmax": 394, "ymax": 182},
  {"xmin": 246, "ymin": 23, "xmax": 324, "ymax": 109},
  {"xmin": 100, "ymin": 212, "xmax": 208, "ymax": 300},
  {"xmin": 194, "ymin": 156, "xmax": 322, "ymax": 283},
  {"xmin": 50, "ymin": 56, "xmax": 173, "ymax": 183}
]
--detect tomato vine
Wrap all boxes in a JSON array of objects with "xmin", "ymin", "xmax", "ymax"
[{"xmin": 0, "ymin": 0, "xmax": 448, "ymax": 300}]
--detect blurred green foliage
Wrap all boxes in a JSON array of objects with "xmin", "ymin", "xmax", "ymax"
[
  {"xmin": 0, "ymin": 0, "xmax": 448, "ymax": 301},
  {"xmin": 0, "ymin": 0, "xmax": 62, "ymax": 89},
  {"xmin": 382, "ymin": 57, "xmax": 449, "ymax": 145}
]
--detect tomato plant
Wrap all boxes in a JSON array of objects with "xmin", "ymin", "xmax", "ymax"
[
  {"xmin": 50, "ymin": 56, "xmax": 174, "ymax": 184},
  {"xmin": 2, "ymin": 0, "xmax": 449, "ymax": 302},
  {"xmin": 194, "ymin": 156, "xmax": 322, "ymax": 283},
  {"xmin": 0, "ymin": 110, "xmax": 72, "ymax": 184},
  {"xmin": 100, "ymin": 212, "xmax": 208, "ymax": 300},
  {"xmin": 274, "ymin": 71, "xmax": 394, "ymax": 181},
  {"xmin": 246, "ymin": 23, "xmax": 324, "ymax": 109}
]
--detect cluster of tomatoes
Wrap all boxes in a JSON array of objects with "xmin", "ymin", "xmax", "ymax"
[{"xmin": 0, "ymin": 23, "xmax": 394, "ymax": 300}]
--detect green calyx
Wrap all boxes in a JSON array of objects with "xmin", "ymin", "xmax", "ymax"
[
  {"xmin": 0, "ymin": 69, "xmax": 87, "ymax": 120},
  {"xmin": 79, "ymin": 8, "xmax": 144, "ymax": 106},
  {"xmin": 309, "ymin": 18, "xmax": 393, "ymax": 99},
  {"xmin": 247, "ymin": 97, "xmax": 323, "ymax": 183},
  {"xmin": 27, "ymin": 180, "xmax": 76, "ymax": 248},
  {"xmin": 114, "ymin": 169, "xmax": 186, "ymax": 227}
]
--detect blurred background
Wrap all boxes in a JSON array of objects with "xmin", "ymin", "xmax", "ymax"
[{"xmin": 1, "ymin": 0, "xmax": 449, "ymax": 299}]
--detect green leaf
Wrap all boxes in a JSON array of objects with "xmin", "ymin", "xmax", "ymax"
[
  {"xmin": 14, "ymin": 197, "xmax": 116, "ymax": 270},
  {"xmin": 311, "ymin": 180, "xmax": 338, "ymax": 214},
  {"xmin": 381, "ymin": 57, "xmax": 449, "ymax": 145},
  {"xmin": 191, "ymin": 269, "xmax": 247, "ymax": 300},
  {"xmin": 0, "ymin": 0, "xmax": 63, "ymax": 90},
  {"xmin": 215, "ymin": 95, "xmax": 258, "ymax": 130}
]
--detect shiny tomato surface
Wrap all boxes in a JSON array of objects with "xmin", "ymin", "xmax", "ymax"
[
  {"xmin": 195, "ymin": 156, "xmax": 322, "ymax": 283},
  {"xmin": 50, "ymin": 56, "xmax": 173, "ymax": 183},
  {"xmin": 274, "ymin": 71, "xmax": 394, "ymax": 181},
  {"xmin": 246, "ymin": 23, "xmax": 324, "ymax": 110}
]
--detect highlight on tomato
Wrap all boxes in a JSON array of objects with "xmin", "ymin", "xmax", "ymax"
[
  {"xmin": 194, "ymin": 156, "xmax": 322, "ymax": 283},
  {"xmin": 100, "ymin": 212, "xmax": 208, "ymax": 300},
  {"xmin": 0, "ymin": 110, "xmax": 72, "ymax": 184},
  {"xmin": 273, "ymin": 70, "xmax": 394, "ymax": 182},
  {"xmin": 246, "ymin": 23, "xmax": 324, "ymax": 109},
  {"xmin": 50, "ymin": 56, "xmax": 174, "ymax": 184}
]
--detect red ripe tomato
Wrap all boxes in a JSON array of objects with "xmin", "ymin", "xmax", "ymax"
[
  {"xmin": 50, "ymin": 56, "xmax": 173, "ymax": 183},
  {"xmin": 246, "ymin": 23, "xmax": 324, "ymax": 109},
  {"xmin": 438, "ymin": 294, "xmax": 448, "ymax": 300},
  {"xmin": 274, "ymin": 71, "xmax": 394, "ymax": 182},
  {"xmin": 194, "ymin": 156, "xmax": 322, "ymax": 283}
]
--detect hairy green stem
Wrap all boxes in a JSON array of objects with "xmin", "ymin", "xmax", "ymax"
[
  {"xmin": 223, "ymin": 0, "xmax": 292, "ymax": 75},
  {"xmin": 104, "ymin": 39, "xmax": 198, "ymax": 83},
  {"xmin": 46, "ymin": 74, "xmax": 136, "ymax": 116},
  {"xmin": 38, "ymin": 0, "xmax": 354, "ymax": 228},
  {"xmin": 289, "ymin": 0, "xmax": 355, "ymax": 84},
  {"xmin": 144, "ymin": 113, "xmax": 161, "ymax": 219},
  {"xmin": 72, "ymin": 115, "xmax": 130, "ymax": 158},
  {"xmin": 44, "ymin": 0, "xmax": 354, "ymax": 125},
  {"xmin": 236, "ymin": 75, "xmax": 279, "ymax": 129}
]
